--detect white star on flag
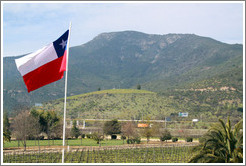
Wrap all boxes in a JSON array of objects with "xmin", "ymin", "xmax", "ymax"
[{"xmin": 59, "ymin": 39, "xmax": 67, "ymax": 49}]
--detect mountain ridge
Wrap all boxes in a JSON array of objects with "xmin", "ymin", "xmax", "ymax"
[{"xmin": 3, "ymin": 31, "xmax": 243, "ymax": 115}]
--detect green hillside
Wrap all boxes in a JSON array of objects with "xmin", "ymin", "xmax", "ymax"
[
  {"xmin": 42, "ymin": 89, "xmax": 186, "ymax": 120},
  {"xmin": 157, "ymin": 66, "xmax": 243, "ymax": 123},
  {"xmin": 43, "ymin": 89, "xmax": 168, "ymax": 120},
  {"xmin": 41, "ymin": 86, "xmax": 242, "ymax": 123}
]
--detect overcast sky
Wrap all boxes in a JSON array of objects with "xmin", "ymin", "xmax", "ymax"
[{"xmin": 2, "ymin": 2, "xmax": 244, "ymax": 57}]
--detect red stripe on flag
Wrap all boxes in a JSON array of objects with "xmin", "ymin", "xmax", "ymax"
[
  {"xmin": 60, "ymin": 50, "xmax": 67, "ymax": 72},
  {"xmin": 23, "ymin": 53, "xmax": 67, "ymax": 93}
]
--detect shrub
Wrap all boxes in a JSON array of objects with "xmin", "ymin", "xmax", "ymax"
[
  {"xmin": 172, "ymin": 137, "xmax": 178, "ymax": 142},
  {"xmin": 81, "ymin": 134, "xmax": 85, "ymax": 138},
  {"xmin": 127, "ymin": 139, "xmax": 134, "ymax": 144},
  {"xmin": 133, "ymin": 137, "xmax": 141, "ymax": 144},
  {"xmin": 160, "ymin": 129, "xmax": 172, "ymax": 142},
  {"xmin": 86, "ymin": 134, "xmax": 92, "ymax": 139},
  {"xmin": 186, "ymin": 137, "xmax": 193, "ymax": 142},
  {"xmin": 111, "ymin": 135, "xmax": 117, "ymax": 139},
  {"xmin": 39, "ymin": 136, "xmax": 45, "ymax": 140},
  {"xmin": 127, "ymin": 137, "xmax": 141, "ymax": 144}
]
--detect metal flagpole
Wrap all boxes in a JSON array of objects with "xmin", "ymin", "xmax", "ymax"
[{"xmin": 62, "ymin": 22, "xmax": 72, "ymax": 163}]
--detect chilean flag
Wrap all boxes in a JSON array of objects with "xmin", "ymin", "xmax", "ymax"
[{"xmin": 15, "ymin": 30, "xmax": 69, "ymax": 93}]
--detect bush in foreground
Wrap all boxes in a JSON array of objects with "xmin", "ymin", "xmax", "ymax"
[
  {"xmin": 172, "ymin": 137, "xmax": 178, "ymax": 142},
  {"xmin": 86, "ymin": 134, "xmax": 92, "ymax": 139},
  {"xmin": 160, "ymin": 129, "xmax": 172, "ymax": 142},
  {"xmin": 186, "ymin": 137, "xmax": 193, "ymax": 142},
  {"xmin": 127, "ymin": 137, "xmax": 141, "ymax": 144}
]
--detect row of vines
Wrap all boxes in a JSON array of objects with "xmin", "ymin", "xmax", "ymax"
[{"xmin": 4, "ymin": 145, "xmax": 194, "ymax": 163}]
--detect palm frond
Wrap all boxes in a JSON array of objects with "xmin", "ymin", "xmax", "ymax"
[
  {"xmin": 233, "ymin": 119, "xmax": 243, "ymax": 145},
  {"xmin": 189, "ymin": 117, "xmax": 243, "ymax": 163},
  {"xmin": 218, "ymin": 119, "xmax": 227, "ymax": 138}
]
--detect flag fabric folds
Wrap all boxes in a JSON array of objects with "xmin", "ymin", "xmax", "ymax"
[{"xmin": 15, "ymin": 30, "xmax": 69, "ymax": 93}]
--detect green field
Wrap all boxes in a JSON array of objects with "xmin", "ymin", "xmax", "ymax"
[
  {"xmin": 3, "ymin": 139, "xmax": 125, "ymax": 148},
  {"xmin": 4, "ymin": 137, "xmax": 200, "ymax": 149},
  {"xmin": 3, "ymin": 146, "xmax": 194, "ymax": 163}
]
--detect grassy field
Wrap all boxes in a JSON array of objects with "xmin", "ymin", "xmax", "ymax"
[
  {"xmin": 4, "ymin": 137, "xmax": 200, "ymax": 149},
  {"xmin": 69, "ymin": 89, "xmax": 155, "ymax": 98},
  {"xmin": 3, "ymin": 138, "xmax": 126, "ymax": 148},
  {"xmin": 3, "ymin": 145, "xmax": 194, "ymax": 163}
]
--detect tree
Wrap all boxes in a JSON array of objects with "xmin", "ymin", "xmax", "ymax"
[
  {"xmin": 92, "ymin": 132, "xmax": 104, "ymax": 144},
  {"xmin": 44, "ymin": 110, "xmax": 61, "ymax": 142},
  {"xmin": 103, "ymin": 119, "xmax": 121, "ymax": 138},
  {"xmin": 12, "ymin": 110, "xmax": 39, "ymax": 151},
  {"xmin": 121, "ymin": 121, "xmax": 138, "ymax": 144},
  {"xmin": 3, "ymin": 131, "xmax": 11, "ymax": 144},
  {"xmin": 160, "ymin": 129, "xmax": 172, "ymax": 142},
  {"xmin": 28, "ymin": 109, "xmax": 43, "ymax": 147},
  {"xmin": 31, "ymin": 109, "xmax": 61, "ymax": 142},
  {"xmin": 30, "ymin": 115, "xmax": 42, "ymax": 146},
  {"xmin": 50, "ymin": 120, "xmax": 63, "ymax": 146},
  {"xmin": 70, "ymin": 120, "xmax": 80, "ymax": 139},
  {"xmin": 121, "ymin": 121, "xmax": 136, "ymax": 141},
  {"xmin": 3, "ymin": 113, "xmax": 11, "ymax": 143},
  {"xmin": 142, "ymin": 126, "xmax": 153, "ymax": 143},
  {"xmin": 30, "ymin": 109, "xmax": 46, "ymax": 134},
  {"xmin": 189, "ymin": 117, "xmax": 243, "ymax": 163},
  {"xmin": 137, "ymin": 84, "xmax": 141, "ymax": 90},
  {"xmin": 80, "ymin": 133, "xmax": 85, "ymax": 145},
  {"xmin": 141, "ymin": 117, "xmax": 153, "ymax": 143}
]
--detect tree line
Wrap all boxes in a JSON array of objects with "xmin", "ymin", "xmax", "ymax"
[
  {"xmin": 4, "ymin": 109, "xmax": 180, "ymax": 149},
  {"xmin": 3, "ymin": 109, "xmax": 243, "ymax": 163}
]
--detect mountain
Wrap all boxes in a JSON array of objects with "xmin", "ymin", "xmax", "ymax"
[{"xmin": 3, "ymin": 31, "xmax": 243, "ymax": 115}]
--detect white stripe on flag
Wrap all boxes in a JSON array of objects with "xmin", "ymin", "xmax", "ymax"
[{"xmin": 15, "ymin": 43, "xmax": 58, "ymax": 76}]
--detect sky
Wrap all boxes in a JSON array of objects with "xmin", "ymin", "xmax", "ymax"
[{"xmin": 2, "ymin": 1, "xmax": 244, "ymax": 57}]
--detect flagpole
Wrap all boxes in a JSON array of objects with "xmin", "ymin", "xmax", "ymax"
[{"xmin": 62, "ymin": 22, "xmax": 72, "ymax": 163}]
